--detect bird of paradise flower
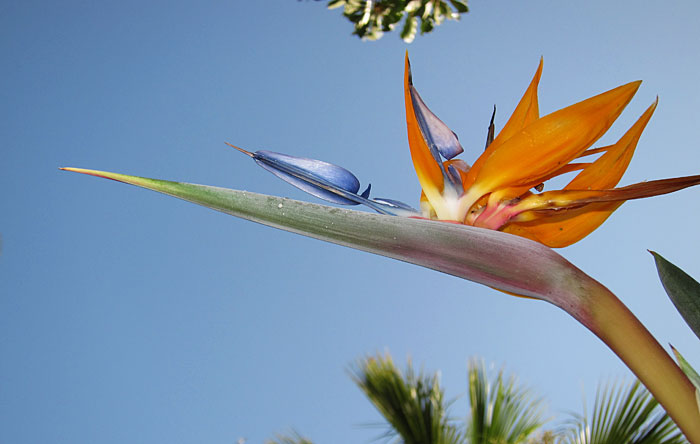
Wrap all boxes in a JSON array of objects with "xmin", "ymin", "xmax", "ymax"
[
  {"xmin": 227, "ymin": 54, "xmax": 700, "ymax": 249},
  {"xmin": 61, "ymin": 54, "xmax": 700, "ymax": 440}
]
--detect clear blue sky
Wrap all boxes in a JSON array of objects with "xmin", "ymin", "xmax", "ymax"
[{"xmin": 2, "ymin": 1, "xmax": 700, "ymax": 442}]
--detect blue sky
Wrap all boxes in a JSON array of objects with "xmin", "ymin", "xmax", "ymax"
[{"xmin": 2, "ymin": 1, "xmax": 700, "ymax": 442}]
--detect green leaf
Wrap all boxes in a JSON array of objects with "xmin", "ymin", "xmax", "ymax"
[
  {"xmin": 650, "ymin": 251, "xmax": 700, "ymax": 340},
  {"xmin": 400, "ymin": 15, "xmax": 418, "ymax": 42},
  {"xmin": 449, "ymin": 0, "xmax": 469, "ymax": 13},
  {"xmin": 343, "ymin": 0, "xmax": 361, "ymax": 15},
  {"xmin": 60, "ymin": 167, "xmax": 598, "ymax": 307},
  {"xmin": 437, "ymin": 1, "xmax": 449, "ymax": 20},
  {"xmin": 671, "ymin": 346, "xmax": 700, "ymax": 414},
  {"xmin": 327, "ymin": 0, "xmax": 345, "ymax": 9},
  {"xmin": 382, "ymin": 7, "xmax": 404, "ymax": 26},
  {"xmin": 672, "ymin": 347, "xmax": 700, "ymax": 390},
  {"xmin": 329, "ymin": 0, "xmax": 468, "ymax": 41},
  {"xmin": 421, "ymin": 0, "xmax": 433, "ymax": 19},
  {"xmin": 405, "ymin": 0, "xmax": 422, "ymax": 14},
  {"xmin": 420, "ymin": 17, "xmax": 434, "ymax": 34},
  {"xmin": 358, "ymin": 0, "xmax": 372, "ymax": 26}
]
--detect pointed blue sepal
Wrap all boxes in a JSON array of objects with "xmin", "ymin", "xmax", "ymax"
[
  {"xmin": 372, "ymin": 198, "xmax": 420, "ymax": 216},
  {"xmin": 360, "ymin": 184, "xmax": 371, "ymax": 199},
  {"xmin": 409, "ymin": 87, "xmax": 464, "ymax": 161},
  {"xmin": 231, "ymin": 145, "xmax": 421, "ymax": 217},
  {"xmin": 446, "ymin": 164, "xmax": 464, "ymax": 195},
  {"xmin": 485, "ymin": 105, "xmax": 496, "ymax": 149},
  {"xmin": 254, "ymin": 150, "xmax": 362, "ymax": 205}
]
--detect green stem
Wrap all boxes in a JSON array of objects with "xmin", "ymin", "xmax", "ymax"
[{"xmin": 576, "ymin": 280, "xmax": 700, "ymax": 442}]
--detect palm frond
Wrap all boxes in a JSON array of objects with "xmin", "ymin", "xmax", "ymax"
[
  {"xmin": 560, "ymin": 380, "xmax": 687, "ymax": 444},
  {"xmin": 266, "ymin": 430, "xmax": 314, "ymax": 444},
  {"xmin": 351, "ymin": 353, "xmax": 462, "ymax": 444},
  {"xmin": 467, "ymin": 360, "xmax": 547, "ymax": 444}
]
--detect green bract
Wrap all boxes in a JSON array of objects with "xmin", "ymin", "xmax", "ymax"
[{"xmin": 61, "ymin": 167, "xmax": 700, "ymax": 440}]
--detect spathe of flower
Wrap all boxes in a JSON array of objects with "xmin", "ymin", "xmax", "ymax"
[
  {"xmin": 232, "ymin": 55, "xmax": 700, "ymax": 248},
  {"xmin": 60, "ymin": 166, "xmax": 700, "ymax": 439}
]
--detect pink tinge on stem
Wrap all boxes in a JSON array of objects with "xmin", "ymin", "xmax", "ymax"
[{"xmin": 61, "ymin": 166, "xmax": 700, "ymax": 440}]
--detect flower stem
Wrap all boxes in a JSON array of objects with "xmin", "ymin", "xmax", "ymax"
[{"xmin": 576, "ymin": 280, "xmax": 700, "ymax": 442}]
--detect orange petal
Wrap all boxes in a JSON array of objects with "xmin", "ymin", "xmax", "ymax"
[
  {"xmin": 480, "ymin": 100, "xmax": 656, "ymax": 232},
  {"xmin": 486, "ymin": 162, "xmax": 590, "ymax": 207},
  {"xmin": 566, "ymin": 99, "xmax": 657, "ymax": 190},
  {"xmin": 464, "ymin": 80, "xmax": 642, "ymax": 204},
  {"xmin": 576, "ymin": 146, "xmax": 610, "ymax": 159},
  {"xmin": 493, "ymin": 57, "xmax": 543, "ymax": 145},
  {"xmin": 503, "ymin": 174, "xmax": 700, "ymax": 247},
  {"xmin": 503, "ymin": 201, "xmax": 623, "ymax": 248},
  {"xmin": 404, "ymin": 53, "xmax": 444, "ymax": 194},
  {"xmin": 465, "ymin": 58, "xmax": 543, "ymax": 188},
  {"xmin": 500, "ymin": 222, "xmax": 542, "ymax": 242}
]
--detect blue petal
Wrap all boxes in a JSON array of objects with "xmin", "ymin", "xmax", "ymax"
[
  {"xmin": 446, "ymin": 164, "xmax": 464, "ymax": 193},
  {"xmin": 360, "ymin": 184, "xmax": 371, "ymax": 199},
  {"xmin": 230, "ymin": 143, "xmax": 422, "ymax": 217},
  {"xmin": 372, "ymin": 198, "xmax": 418, "ymax": 212},
  {"xmin": 485, "ymin": 106, "xmax": 496, "ymax": 149},
  {"xmin": 409, "ymin": 86, "xmax": 464, "ymax": 160},
  {"xmin": 254, "ymin": 150, "xmax": 361, "ymax": 205}
]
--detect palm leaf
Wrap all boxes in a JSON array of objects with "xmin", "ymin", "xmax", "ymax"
[
  {"xmin": 267, "ymin": 431, "xmax": 314, "ymax": 444},
  {"xmin": 352, "ymin": 354, "xmax": 462, "ymax": 444},
  {"xmin": 467, "ymin": 360, "xmax": 546, "ymax": 444},
  {"xmin": 560, "ymin": 380, "xmax": 686, "ymax": 444}
]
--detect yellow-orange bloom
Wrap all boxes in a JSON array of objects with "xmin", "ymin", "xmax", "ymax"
[{"xmin": 405, "ymin": 53, "xmax": 700, "ymax": 247}]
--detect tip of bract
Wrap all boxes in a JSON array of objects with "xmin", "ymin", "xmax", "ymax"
[
  {"xmin": 225, "ymin": 142, "xmax": 254, "ymax": 157},
  {"xmin": 60, "ymin": 167, "xmax": 129, "ymax": 184},
  {"xmin": 60, "ymin": 167, "xmax": 103, "ymax": 177}
]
